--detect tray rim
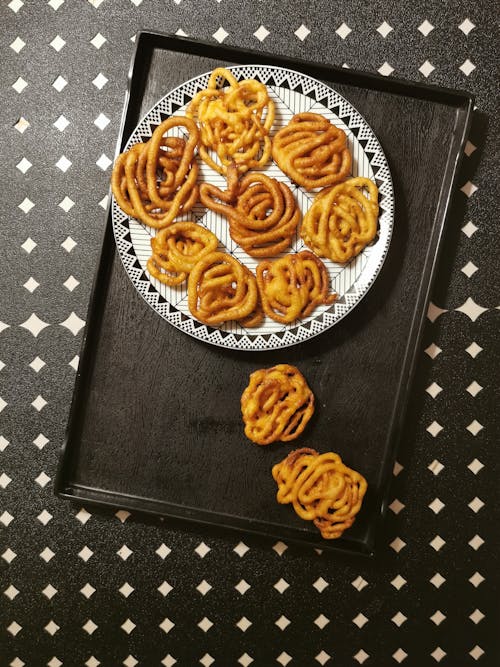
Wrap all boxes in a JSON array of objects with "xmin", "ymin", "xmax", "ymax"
[{"xmin": 54, "ymin": 30, "xmax": 474, "ymax": 557}]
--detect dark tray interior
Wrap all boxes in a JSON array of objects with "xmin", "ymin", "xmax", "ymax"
[{"xmin": 55, "ymin": 33, "xmax": 472, "ymax": 555}]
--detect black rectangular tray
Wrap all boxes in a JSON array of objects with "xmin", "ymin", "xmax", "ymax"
[{"xmin": 55, "ymin": 32, "xmax": 473, "ymax": 556}]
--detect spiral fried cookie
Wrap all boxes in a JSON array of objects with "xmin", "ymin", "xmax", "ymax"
[
  {"xmin": 187, "ymin": 67, "xmax": 275, "ymax": 175},
  {"xmin": 200, "ymin": 167, "xmax": 300, "ymax": 257},
  {"xmin": 272, "ymin": 112, "xmax": 352, "ymax": 190},
  {"xmin": 147, "ymin": 222, "xmax": 219, "ymax": 286},
  {"xmin": 111, "ymin": 116, "xmax": 199, "ymax": 228},
  {"xmin": 301, "ymin": 177, "xmax": 379, "ymax": 263},
  {"xmin": 241, "ymin": 365, "xmax": 314, "ymax": 445},
  {"xmin": 187, "ymin": 251, "xmax": 262, "ymax": 327},
  {"xmin": 256, "ymin": 251, "xmax": 336, "ymax": 324},
  {"xmin": 272, "ymin": 448, "xmax": 367, "ymax": 539}
]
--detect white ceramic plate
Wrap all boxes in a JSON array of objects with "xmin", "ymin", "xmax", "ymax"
[{"xmin": 112, "ymin": 65, "xmax": 394, "ymax": 351}]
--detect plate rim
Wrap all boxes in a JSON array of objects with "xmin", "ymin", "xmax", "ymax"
[{"xmin": 111, "ymin": 63, "xmax": 395, "ymax": 351}]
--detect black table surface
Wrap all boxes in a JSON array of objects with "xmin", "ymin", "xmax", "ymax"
[{"xmin": 0, "ymin": 1, "xmax": 498, "ymax": 666}]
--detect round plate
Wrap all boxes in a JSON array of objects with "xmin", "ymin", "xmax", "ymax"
[{"xmin": 112, "ymin": 65, "xmax": 394, "ymax": 351}]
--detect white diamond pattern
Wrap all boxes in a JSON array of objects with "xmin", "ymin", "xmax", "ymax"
[
  {"xmin": 418, "ymin": 20, "xmax": 434, "ymax": 36},
  {"xmin": 295, "ymin": 24, "xmax": 310, "ymax": 41},
  {"xmin": 156, "ymin": 581, "xmax": 172, "ymax": 597},
  {"xmin": 212, "ymin": 27, "xmax": 228, "ymax": 43},
  {"xmin": 461, "ymin": 261, "xmax": 478, "ymax": 277},
  {"xmin": 428, "ymin": 460, "xmax": 444, "ymax": 476},
  {"xmin": 430, "ymin": 535, "xmax": 446, "ymax": 551},
  {"xmin": 336, "ymin": 23, "xmax": 352, "ymax": 39},
  {"xmin": 391, "ymin": 575, "xmax": 406, "ymax": 590},
  {"xmin": 54, "ymin": 114, "xmax": 70, "ymax": 131},
  {"xmin": 52, "ymin": 75, "xmax": 67, "ymax": 91},
  {"xmin": 419, "ymin": 60, "xmax": 435, "ymax": 77},
  {"xmin": 460, "ymin": 59, "xmax": 476, "ymax": 75},
  {"xmin": 378, "ymin": 62, "xmax": 394, "ymax": 76},
  {"xmin": 468, "ymin": 458, "xmax": 484, "ymax": 474},
  {"xmin": 315, "ymin": 651, "xmax": 331, "ymax": 665},
  {"xmin": 0, "ymin": 7, "xmax": 496, "ymax": 666},
  {"xmin": 459, "ymin": 19, "xmax": 476, "ymax": 35},
  {"xmin": 469, "ymin": 646, "xmax": 484, "ymax": 660},
  {"xmin": 236, "ymin": 616, "xmax": 252, "ymax": 632},
  {"xmin": 392, "ymin": 612, "xmax": 407, "ymax": 626},
  {"xmin": 431, "ymin": 647, "xmax": 446, "ymax": 662},
  {"xmin": 462, "ymin": 221, "xmax": 478, "ymax": 239},
  {"xmin": 90, "ymin": 32, "xmax": 107, "ymax": 49},
  {"xmin": 469, "ymin": 572, "xmax": 484, "ymax": 588},
  {"xmin": 50, "ymin": 35, "xmax": 66, "ymax": 51},
  {"xmin": 428, "ymin": 498, "xmax": 445, "ymax": 514},
  {"xmin": 275, "ymin": 615, "xmax": 291, "ymax": 630},
  {"xmin": 160, "ymin": 617, "xmax": 175, "ymax": 634},
  {"xmin": 272, "ymin": 541, "xmax": 288, "ymax": 556},
  {"xmin": 466, "ymin": 381, "xmax": 483, "ymax": 396},
  {"xmin": 59, "ymin": 196, "xmax": 75, "ymax": 212},
  {"xmin": 233, "ymin": 541, "xmax": 249, "ymax": 557},
  {"xmin": 12, "ymin": 77, "xmax": 28, "ymax": 93},
  {"xmin": 14, "ymin": 116, "xmax": 30, "ymax": 133},
  {"xmin": 19, "ymin": 197, "xmax": 34, "ymax": 213},
  {"xmin": 313, "ymin": 577, "xmax": 329, "ymax": 592},
  {"xmin": 427, "ymin": 421, "xmax": 443, "ymax": 437},
  {"xmin": 425, "ymin": 343, "xmax": 442, "ymax": 359},
  {"xmin": 466, "ymin": 342, "xmax": 482, "ymax": 357},
  {"xmin": 92, "ymin": 73, "xmax": 108, "ymax": 89},
  {"xmin": 393, "ymin": 649, "xmax": 408, "ymax": 663},
  {"xmin": 274, "ymin": 578, "xmax": 289, "ymax": 594},
  {"xmin": 10, "ymin": 36, "xmax": 25, "ymax": 52},
  {"xmin": 195, "ymin": 542, "xmax": 210, "ymax": 558},
  {"xmin": 377, "ymin": 22, "xmax": 393, "ymax": 37},
  {"xmin": 21, "ymin": 237, "xmax": 37, "ymax": 253},
  {"xmin": 156, "ymin": 543, "xmax": 171, "ymax": 559},
  {"xmin": 253, "ymin": 26, "xmax": 269, "ymax": 42}
]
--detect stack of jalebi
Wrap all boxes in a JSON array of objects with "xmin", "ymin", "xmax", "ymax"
[
  {"xmin": 272, "ymin": 448, "xmax": 368, "ymax": 539},
  {"xmin": 187, "ymin": 67, "xmax": 275, "ymax": 175},
  {"xmin": 241, "ymin": 365, "xmax": 315, "ymax": 445}
]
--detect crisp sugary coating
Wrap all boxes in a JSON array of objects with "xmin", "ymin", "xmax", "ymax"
[
  {"xmin": 301, "ymin": 177, "xmax": 379, "ymax": 263},
  {"xmin": 272, "ymin": 448, "xmax": 368, "ymax": 539},
  {"xmin": 187, "ymin": 251, "xmax": 262, "ymax": 327},
  {"xmin": 199, "ymin": 165, "xmax": 300, "ymax": 258},
  {"xmin": 187, "ymin": 67, "xmax": 275, "ymax": 175},
  {"xmin": 147, "ymin": 222, "xmax": 219, "ymax": 286},
  {"xmin": 256, "ymin": 251, "xmax": 336, "ymax": 324},
  {"xmin": 241, "ymin": 365, "xmax": 314, "ymax": 445},
  {"xmin": 111, "ymin": 117, "xmax": 199, "ymax": 229},
  {"xmin": 272, "ymin": 112, "xmax": 352, "ymax": 189}
]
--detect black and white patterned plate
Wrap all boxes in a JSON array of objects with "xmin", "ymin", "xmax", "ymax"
[{"xmin": 111, "ymin": 65, "xmax": 394, "ymax": 351}]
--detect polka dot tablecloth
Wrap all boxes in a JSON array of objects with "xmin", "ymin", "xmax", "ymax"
[{"xmin": 0, "ymin": 1, "xmax": 498, "ymax": 666}]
